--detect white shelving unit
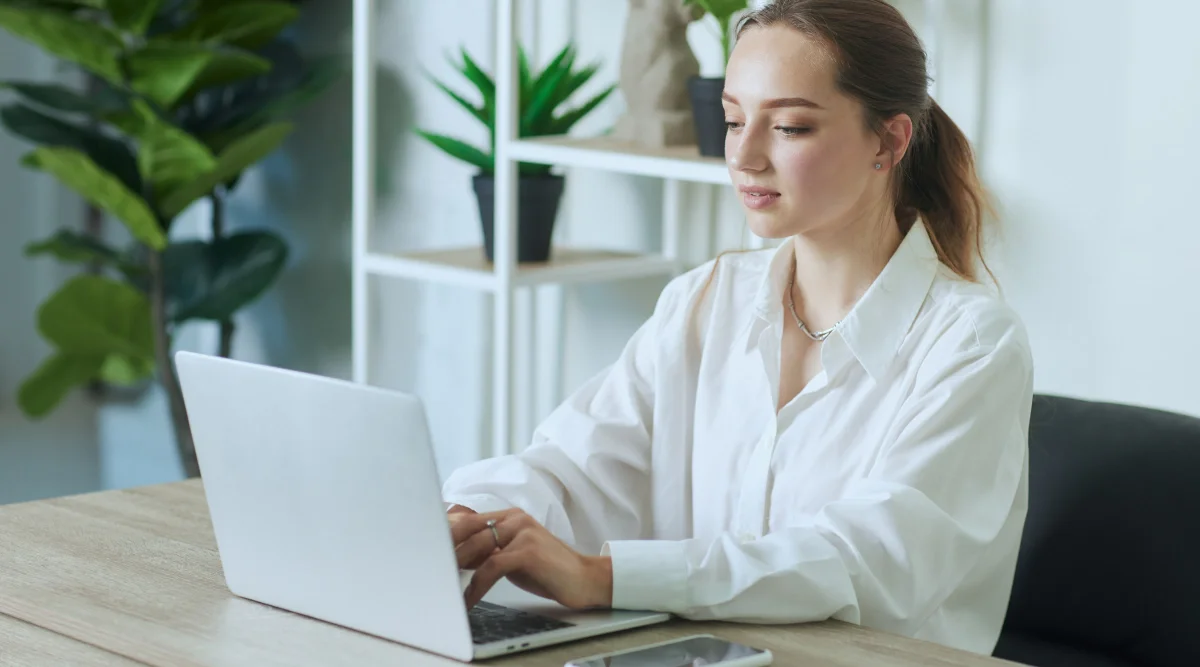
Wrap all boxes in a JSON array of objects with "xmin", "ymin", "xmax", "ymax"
[
  {"xmin": 350, "ymin": 0, "xmax": 734, "ymax": 460},
  {"xmin": 350, "ymin": 0, "xmax": 974, "ymax": 461}
]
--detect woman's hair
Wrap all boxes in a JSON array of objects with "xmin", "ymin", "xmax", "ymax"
[{"xmin": 736, "ymin": 0, "xmax": 992, "ymax": 281}]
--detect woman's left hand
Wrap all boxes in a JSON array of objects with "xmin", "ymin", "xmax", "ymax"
[{"xmin": 451, "ymin": 509, "xmax": 613, "ymax": 610}]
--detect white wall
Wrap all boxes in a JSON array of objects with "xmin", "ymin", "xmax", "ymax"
[
  {"xmin": 982, "ymin": 0, "xmax": 1200, "ymax": 417},
  {"xmin": 0, "ymin": 35, "xmax": 102, "ymax": 504}
]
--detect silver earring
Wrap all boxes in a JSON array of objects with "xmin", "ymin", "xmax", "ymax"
[{"xmin": 874, "ymin": 163, "xmax": 883, "ymax": 170}]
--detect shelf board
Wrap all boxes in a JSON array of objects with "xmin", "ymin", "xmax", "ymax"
[
  {"xmin": 364, "ymin": 246, "xmax": 680, "ymax": 291},
  {"xmin": 507, "ymin": 136, "xmax": 729, "ymax": 184}
]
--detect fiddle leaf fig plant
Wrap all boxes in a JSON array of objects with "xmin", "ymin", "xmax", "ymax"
[{"xmin": 0, "ymin": 0, "xmax": 338, "ymax": 477}]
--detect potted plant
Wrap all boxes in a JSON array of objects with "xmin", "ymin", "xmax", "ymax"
[
  {"xmin": 0, "ymin": 0, "xmax": 337, "ymax": 478},
  {"xmin": 417, "ymin": 44, "xmax": 615, "ymax": 263},
  {"xmin": 684, "ymin": 0, "xmax": 748, "ymax": 158}
]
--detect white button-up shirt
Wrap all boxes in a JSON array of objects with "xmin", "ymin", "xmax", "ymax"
[{"xmin": 443, "ymin": 221, "xmax": 1034, "ymax": 655}]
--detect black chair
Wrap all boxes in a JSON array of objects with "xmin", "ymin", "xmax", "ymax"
[{"xmin": 993, "ymin": 395, "xmax": 1200, "ymax": 667}]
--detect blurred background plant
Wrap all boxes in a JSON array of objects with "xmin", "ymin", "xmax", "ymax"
[{"xmin": 0, "ymin": 0, "xmax": 339, "ymax": 477}]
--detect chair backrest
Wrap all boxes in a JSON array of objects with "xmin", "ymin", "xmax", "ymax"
[{"xmin": 996, "ymin": 394, "xmax": 1200, "ymax": 667}]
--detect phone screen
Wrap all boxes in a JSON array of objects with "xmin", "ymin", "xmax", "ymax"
[{"xmin": 567, "ymin": 635, "xmax": 767, "ymax": 667}]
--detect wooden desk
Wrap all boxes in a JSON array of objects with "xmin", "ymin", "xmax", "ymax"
[
  {"xmin": 0, "ymin": 482, "xmax": 1020, "ymax": 667},
  {"xmin": 0, "ymin": 613, "xmax": 145, "ymax": 666}
]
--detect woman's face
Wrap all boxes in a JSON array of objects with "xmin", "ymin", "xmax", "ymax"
[{"xmin": 723, "ymin": 25, "xmax": 886, "ymax": 239}]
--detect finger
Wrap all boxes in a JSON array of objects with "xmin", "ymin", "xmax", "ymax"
[
  {"xmin": 450, "ymin": 509, "xmax": 517, "ymax": 546},
  {"xmin": 465, "ymin": 549, "xmax": 523, "ymax": 609},
  {"xmin": 456, "ymin": 522, "xmax": 503, "ymax": 570}
]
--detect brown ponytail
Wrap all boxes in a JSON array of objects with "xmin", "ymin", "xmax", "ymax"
[{"xmin": 738, "ymin": 0, "xmax": 993, "ymax": 282}]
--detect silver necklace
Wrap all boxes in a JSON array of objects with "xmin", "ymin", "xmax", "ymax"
[{"xmin": 786, "ymin": 271, "xmax": 840, "ymax": 342}]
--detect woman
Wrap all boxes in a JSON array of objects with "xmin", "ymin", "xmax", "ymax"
[{"xmin": 443, "ymin": 0, "xmax": 1033, "ymax": 655}]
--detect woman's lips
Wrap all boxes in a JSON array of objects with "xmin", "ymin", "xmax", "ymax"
[{"xmin": 739, "ymin": 186, "xmax": 781, "ymax": 210}]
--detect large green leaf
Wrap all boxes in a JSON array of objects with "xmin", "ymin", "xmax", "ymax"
[
  {"xmin": 24, "ymin": 228, "xmax": 147, "ymax": 279},
  {"xmin": 36, "ymin": 274, "xmax": 155, "ymax": 361},
  {"xmin": 0, "ymin": 102, "xmax": 142, "ymax": 193},
  {"xmin": 18, "ymin": 352, "xmax": 105, "ymax": 418},
  {"xmin": 98, "ymin": 353, "xmax": 155, "ymax": 386},
  {"xmin": 0, "ymin": 6, "xmax": 122, "ymax": 83},
  {"xmin": 0, "ymin": 80, "xmax": 128, "ymax": 116},
  {"xmin": 127, "ymin": 42, "xmax": 269, "ymax": 108},
  {"xmin": 107, "ymin": 0, "xmax": 163, "ymax": 35},
  {"xmin": 164, "ymin": 231, "xmax": 288, "ymax": 322},
  {"xmin": 168, "ymin": 1, "xmax": 299, "ymax": 50},
  {"xmin": 159, "ymin": 121, "xmax": 292, "ymax": 219},
  {"xmin": 124, "ymin": 99, "xmax": 217, "ymax": 189},
  {"xmin": 126, "ymin": 42, "xmax": 217, "ymax": 108},
  {"xmin": 21, "ymin": 147, "xmax": 166, "ymax": 250},
  {"xmin": 195, "ymin": 56, "xmax": 341, "ymax": 154},
  {"xmin": 185, "ymin": 46, "xmax": 272, "ymax": 98},
  {"xmin": 416, "ymin": 130, "xmax": 491, "ymax": 172}
]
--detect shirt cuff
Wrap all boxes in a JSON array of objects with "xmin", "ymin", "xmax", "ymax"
[
  {"xmin": 601, "ymin": 540, "xmax": 689, "ymax": 613},
  {"xmin": 442, "ymin": 494, "xmax": 513, "ymax": 515}
]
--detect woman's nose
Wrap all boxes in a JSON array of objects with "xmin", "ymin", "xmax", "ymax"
[{"xmin": 727, "ymin": 127, "xmax": 768, "ymax": 173}]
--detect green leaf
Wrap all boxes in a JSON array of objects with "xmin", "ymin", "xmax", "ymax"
[
  {"xmin": 415, "ymin": 130, "xmax": 491, "ymax": 172},
  {"xmin": 98, "ymin": 353, "xmax": 155, "ymax": 386},
  {"xmin": 196, "ymin": 56, "xmax": 341, "ymax": 154},
  {"xmin": 126, "ymin": 99, "xmax": 218, "ymax": 189},
  {"xmin": 167, "ymin": 1, "xmax": 299, "ymax": 50},
  {"xmin": 423, "ymin": 70, "xmax": 486, "ymax": 126},
  {"xmin": 185, "ymin": 47, "xmax": 272, "ymax": 98},
  {"xmin": 126, "ymin": 42, "xmax": 218, "ymax": 108},
  {"xmin": 107, "ymin": 0, "xmax": 163, "ymax": 35},
  {"xmin": 0, "ymin": 6, "xmax": 123, "ymax": 83},
  {"xmin": 158, "ymin": 121, "xmax": 293, "ymax": 219},
  {"xmin": 0, "ymin": 102, "xmax": 142, "ymax": 193},
  {"xmin": 0, "ymin": 80, "xmax": 128, "ymax": 116},
  {"xmin": 25, "ymin": 228, "xmax": 116, "ymax": 263},
  {"xmin": 164, "ymin": 231, "xmax": 288, "ymax": 322},
  {"xmin": 36, "ymin": 275, "xmax": 155, "ymax": 361},
  {"xmin": 550, "ymin": 83, "xmax": 616, "ymax": 135},
  {"xmin": 517, "ymin": 45, "xmax": 532, "ymax": 103},
  {"xmin": 21, "ymin": 147, "xmax": 166, "ymax": 250},
  {"xmin": 522, "ymin": 56, "xmax": 573, "ymax": 136},
  {"xmin": 456, "ymin": 47, "xmax": 495, "ymax": 129},
  {"xmin": 18, "ymin": 352, "xmax": 105, "ymax": 418}
]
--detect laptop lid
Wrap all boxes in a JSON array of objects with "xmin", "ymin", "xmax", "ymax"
[{"xmin": 174, "ymin": 351, "xmax": 476, "ymax": 662}]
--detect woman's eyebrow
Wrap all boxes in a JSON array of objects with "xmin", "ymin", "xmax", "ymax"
[{"xmin": 721, "ymin": 92, "xmax": 824, "ymax": 110}]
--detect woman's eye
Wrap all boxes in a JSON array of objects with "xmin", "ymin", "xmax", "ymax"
[
  {"xmin": 777, "ymin": 126, "xmax": 813, "ymax": 137},
  {"xmin": 725, "ymin": 120, "xmax": 744, "ymax": 131}
]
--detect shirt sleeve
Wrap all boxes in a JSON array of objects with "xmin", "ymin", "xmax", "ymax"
[
  {"xmin": 602, "ymin": 320, "xmax": 1034, "ymax": 631},
  {"xmin": 441, "ymin": 273, "xmax": 693, "ymax": 555}
]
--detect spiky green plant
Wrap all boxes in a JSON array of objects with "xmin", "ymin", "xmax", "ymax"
[{"xmin": 417, "ymin": 43, "xmax": 615, "ymax": 174}]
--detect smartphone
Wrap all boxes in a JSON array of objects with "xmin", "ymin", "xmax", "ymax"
[{"xmin": 563, "ymin": 633, "xmax": 773, "ymax": 667}]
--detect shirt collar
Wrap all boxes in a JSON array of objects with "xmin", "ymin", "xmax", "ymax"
[{"xmin": 752, "ymin": 221, "xmax": 940, "ymax": 381}]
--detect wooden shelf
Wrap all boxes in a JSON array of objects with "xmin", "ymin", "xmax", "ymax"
[
  {"xmin": 508, "ymin": 135, "xmax": 730, "ymax": 184},
  {"xmin": 363, "ymin": 246, "xmax": 680, "ymax": 292}
]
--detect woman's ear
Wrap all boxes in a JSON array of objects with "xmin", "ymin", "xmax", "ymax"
[{"xmin": 876, "ymin": 113, "xmax": 914, "ymax": 169}]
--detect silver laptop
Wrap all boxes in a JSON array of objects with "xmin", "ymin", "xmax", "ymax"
[{"xmin": 174, "ymin": 351, "xmax": 669, "ymax": 662}]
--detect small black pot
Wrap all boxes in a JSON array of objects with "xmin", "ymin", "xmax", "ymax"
[
  {"xmin": 472, "ymin": 173, "xmax": 565, "ymax": 263},
  {"xmin": 687, "ymin": 75, "xmax": 726, "ymax": 158}
]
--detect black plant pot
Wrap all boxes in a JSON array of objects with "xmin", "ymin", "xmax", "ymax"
[
  {"xmin": 472, "ymin": 173, "xmax": 565, "ymax": 264},
  {"xmin": 688, "ymin": 75, "xmax": 726, "ymax": 158}
]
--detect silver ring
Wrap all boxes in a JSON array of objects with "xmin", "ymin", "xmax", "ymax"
[{"xmin": 486, "ymin": 519, "xmax": 501, "ymax": 548}]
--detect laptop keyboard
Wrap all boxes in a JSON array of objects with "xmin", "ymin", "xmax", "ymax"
[{"xmin": 468, "ymin": 601, "xmax": 575, "ymax": 645}]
